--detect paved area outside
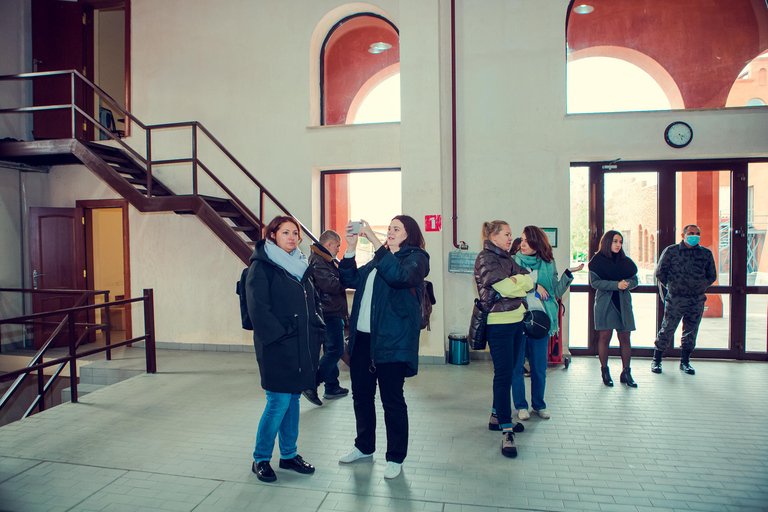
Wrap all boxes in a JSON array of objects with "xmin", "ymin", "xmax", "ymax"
[{"xmin": 0, "ymin": 349, "xmax": 766, "ymax": 512}]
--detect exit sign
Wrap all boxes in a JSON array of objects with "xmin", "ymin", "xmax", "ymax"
[{"xmin": 425, "ymin": 215, "xmax": 442, "ymax": 232}]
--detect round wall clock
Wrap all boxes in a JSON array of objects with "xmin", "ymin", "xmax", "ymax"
[{"xmin": 664, "ymin": 121, "xmax": 693, "ymax": 148}]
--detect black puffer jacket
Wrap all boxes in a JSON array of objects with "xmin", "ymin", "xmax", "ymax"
[
  {"xmin": 474, "ymin": 240, "xmax": 530, "ymax": 313},
  {"xmin": 339, "ymin": 245, "xmax": 429, "ymax": 378},
  {"xmin": 308, "ymin": 243, "xmax": 348, "ymax": 319},
  {"xmin": 246, "ymin": 240, "xmax": 324, "ymax": 393}
]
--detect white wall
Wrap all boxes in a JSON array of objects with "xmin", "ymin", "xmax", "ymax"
[
  {"xmin": 0, "ymin": 0, "xmax": 32, "ymax": 141},
  {"xmin": 8, "ymin": 0, "xmax": 768, "ymax": 354}
]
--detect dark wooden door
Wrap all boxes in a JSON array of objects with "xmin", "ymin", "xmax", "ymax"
[
  {"xmin": 29, "ymin": 207, "xmax": 86, "ymax": 349},
  {"xmin": 31, "ymin": 0, "xmax": 89, "ymax": 140}
]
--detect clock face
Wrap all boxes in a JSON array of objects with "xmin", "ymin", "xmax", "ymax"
[{"xmin": 665, "ymin": 122, "xmax": 693, "ymax": 148}]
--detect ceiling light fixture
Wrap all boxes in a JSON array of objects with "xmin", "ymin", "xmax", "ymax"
[
  {"xmin": 368, "ymin": 42, "xmax": 392, "ymax": 54},
  {"xmin": 573, "ymin": 4, "xmax": 594, "ymax": 14}
]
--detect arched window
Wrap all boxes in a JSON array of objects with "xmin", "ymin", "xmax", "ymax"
[
  {"xmin": 566, "ymin": 0, "xmax": 768, "ymax": 112},
  {"xmin": 638, "ymin": 225, "xmax": 643, "ymax": 262},
  {"xmin": 650, "ymin": 235, "xmax": 656, "ymax": 263},
  {"xmin": 726, "ymin": 50, "xmax": 768, "ymax": 107},
  {"xmin": 320, "ymin": 13, "xmax": 400, "ymax": 125}
]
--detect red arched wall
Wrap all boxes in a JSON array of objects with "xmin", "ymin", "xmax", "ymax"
[
  {"xmin": 567, "ymin": 0, "xmax": 768, "ymax": 108},
  {"xmin": 323, "ymin": 16, "xmax": 399, "ymax": 125}
]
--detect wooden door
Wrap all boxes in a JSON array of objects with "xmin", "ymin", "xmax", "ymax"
[
  {"xmin": 31, "ymin": 0, "xmax": 89, "ymax": 140},
  {"xmin": 29, "ymin": 207, "xmax": 86, "ymax": 348}
]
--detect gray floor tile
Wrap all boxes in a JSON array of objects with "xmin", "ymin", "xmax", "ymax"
[{"xmin": 0, "ymin": 353, "xmax": 764, "ymax": 512}]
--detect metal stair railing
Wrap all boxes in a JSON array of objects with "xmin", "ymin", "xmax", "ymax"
[
  {"xmin": 0, "ymin": 71, "xmax": 318, "ymax": 250},
  {"xmin": 0, "ymin": 289, "xmax": 157, "ymax": 419}
]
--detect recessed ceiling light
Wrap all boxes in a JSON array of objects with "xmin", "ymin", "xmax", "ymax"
[
  {"xmin": 368, "ymin": 42, "xmax": 392, "ymax": 54},
  {"xmin": 573, "ymin": 4, "xmax": 594, "ymax": 14}
]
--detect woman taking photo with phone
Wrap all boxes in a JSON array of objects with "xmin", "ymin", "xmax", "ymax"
[
  {"xmin": 589, "ymin": 230, "xmax": 639, "ymax": 387},
  {"xmin": 512, "ymin": 225, "xmax": 583, "ymax": 421},
  {"xmin": 245, "ymin": 215, "xmax": 324, "ymax": 482},
  {"xmin": 337, "ymin": 216, "xmax": 429, "ymax": 479},
  {"xmin": 474, "ymin": 220, "xmax": 533, "ymax": 458}
]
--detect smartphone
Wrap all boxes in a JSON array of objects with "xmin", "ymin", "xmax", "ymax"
[{"xmin": 349, "ymin": 221, "xmax": 362, "ymax": 234}]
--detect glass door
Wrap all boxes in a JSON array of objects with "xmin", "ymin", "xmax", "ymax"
[{"xmin": 569, "ymin": 159, "xmax": 768, "ymax": 361}]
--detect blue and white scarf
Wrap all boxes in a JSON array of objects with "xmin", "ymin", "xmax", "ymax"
[{"xmin": 264, "ymin": 240, "xmax": 308, "ymax": 280}]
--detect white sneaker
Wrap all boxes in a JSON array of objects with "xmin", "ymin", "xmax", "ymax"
[
  {"xmin": 384, "ymin": 461, "xmax": 402, "ymax": 479},
  {"xmin": 339, "ymin": 447, "xmax": 373, "ymax": 464},
  {"xmin": 517, "ymin": 409, "xmax": 530, "ymax": 420},
  {"xmin": 533, "ymin": 408, "xmax": 551, "ymax": 419}
]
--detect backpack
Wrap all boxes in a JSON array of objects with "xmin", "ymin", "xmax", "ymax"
[
  {"xmin": 236, "ymin": 263, "xmax": 274, "ymax": 331},
  {"xmin": 412, "ymin": 280, "xmax": 437, "ymax": 330},
  {"xmin": 236, "ymin": 267, "xmax": 253, "ymax": 330}
]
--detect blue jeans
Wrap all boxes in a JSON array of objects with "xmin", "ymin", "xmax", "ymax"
[
  {"xmin": 253, "ymin": 391, "xmax": 300, "ymax": 462},
  {"xmin": 487, "ymin": 322, "xmax": 525, "ymax": 429},
  {"xmin": 512, "ymin": 334, "xmax": 548, "ymax": 411},
  {"xmin": 317, "ymin": 316, "xmax": 344, "ymax": 390}
]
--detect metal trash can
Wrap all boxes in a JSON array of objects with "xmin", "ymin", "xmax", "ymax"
[{"xmin": 447, "ymin": 333, "xmax": 469, "ymax": 365}]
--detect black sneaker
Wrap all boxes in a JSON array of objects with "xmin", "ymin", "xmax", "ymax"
[
  {"xmin": 323, "ymin": 385, "xmax": 349, "ymax": 400},
  {"xmin": 488, "ymin": 414, "xmax": 524, "ymax": 433},
  {"xmin": 252, "ymin": 461, "xmax": 276, "ymax": 482},
  {"xmin": 279, "ymin": 454, "xmax": 315, "ymax": 474},
  {"xmin": 501, "ymin": 431, "xmax": 517, "ymax": 458},
  {"xmin": 680, "ymin": 361, "xmax": 696, "ymax": 375},
  {"xmin": 302, "ymin": 388, "xmax": 323, "ymax": 406},
  {"xmin": 651, "ymin": 360, "xmax": 662, "ymax": 374}
]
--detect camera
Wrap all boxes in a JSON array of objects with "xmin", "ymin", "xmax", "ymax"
[{"xmin": 349, "ymin": 221, "xmax": 362, "ymax": 234}]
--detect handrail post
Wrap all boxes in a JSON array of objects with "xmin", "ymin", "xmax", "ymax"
[
  {"xmin": 68, "ymin": 312, "xmax": 78, "ymax": 403},
  {"xmin": 143, "ymin": 289, "xmax": 156, "ymax": 374},
  {"xmin": 105, "ymin": 302, "xmax": 112, "ymax": 361},
  {"xmin": 146, "ymin": 127, "xmax": 153, "ymax": 197},
  {"xmin": 37, "ymin": 368, "xmax": 45, "ymax": 413},
  {"xmin": 70, "ymin": 71, "xmax": 76, "ymax": 138},
  {"xmin": 192, "ymin": 123, "xmax": 198, "ymax": 196}
]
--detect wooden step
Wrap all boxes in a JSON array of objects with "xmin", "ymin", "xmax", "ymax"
[{"xmin": 231, "ymin": 226, "xmax": 256, "ymax": 232}]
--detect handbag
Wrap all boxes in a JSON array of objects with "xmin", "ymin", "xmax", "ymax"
[
  {"xmin": 523, "ymin": 309, "xmax": 551, "ymax": 339},
  {"xmin": 468, "ymin": 298, "xmax": 491, "ymax": 350}
]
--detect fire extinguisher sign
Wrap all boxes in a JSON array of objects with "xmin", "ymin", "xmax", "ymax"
[{"xmin": 425, "ymin": 215, "xmax": 442, "ymax": 232}]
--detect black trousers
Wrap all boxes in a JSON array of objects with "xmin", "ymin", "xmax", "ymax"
[{"xmin": 350, "ymin": 332, "xmax": 408, "ymax": 463}]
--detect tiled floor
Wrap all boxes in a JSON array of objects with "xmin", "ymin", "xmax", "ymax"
[{"xmin": 0, "ymin": 350, "xmax": 766, "ymax": 512}]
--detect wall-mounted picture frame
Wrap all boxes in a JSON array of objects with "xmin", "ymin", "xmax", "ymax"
[{"xmin": 542, "ymin": 227, "xmax": 558, "ymax": 248}]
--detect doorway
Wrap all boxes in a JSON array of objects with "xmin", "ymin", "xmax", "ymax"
[
  {"xmin": 568, "ymin": 159, "xmax": 768, "ymax": 361},
  {"xmin": 79, "ymin": 199, "xmax": 132, "ymax": 342},
  {"xmin": 31, "ymin": 0, "xmax": 131, "ymax": 140}
]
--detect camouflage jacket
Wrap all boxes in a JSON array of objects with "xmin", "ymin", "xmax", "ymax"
[{"xmin": 655, "ymin": 241, "xmax": 717, "ymax": 297}]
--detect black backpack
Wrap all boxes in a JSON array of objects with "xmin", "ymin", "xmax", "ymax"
[
  {"xmin": 236, "ymin": 267, "xmax": 253, "ymax": 330},
  {"xmin": 411, "ymin": 280, "xmax": 437, "ymax": 330},
  {"xmin": 236, "ymin": 264, "xmax": 275, "ymax": 331}
]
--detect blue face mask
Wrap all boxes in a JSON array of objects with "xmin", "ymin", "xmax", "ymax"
[{"xmin": 685, "ymin": 235, "xmax": 700, "ymax": 246}]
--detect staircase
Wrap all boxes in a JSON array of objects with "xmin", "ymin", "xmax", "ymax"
[{"xmin": 0, "ymin": 70, "xmax": 316, "ymax": 264}]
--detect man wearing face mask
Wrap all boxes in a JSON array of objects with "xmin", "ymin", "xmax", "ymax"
[{"xmin": 652, "ymin": 225, "xmax": 717, "ymax": 375}]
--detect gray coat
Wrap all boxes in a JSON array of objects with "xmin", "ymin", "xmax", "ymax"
[{"xmin": 589, "ymin": 271, "xmax": 638, "ymax": 331}]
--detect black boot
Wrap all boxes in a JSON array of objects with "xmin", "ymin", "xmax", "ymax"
[
  {"xmin": 651, "ymin": 349, "xmax": 663, "ymax": 374},
  {"xmin": 601, "ymin": 366, "xmax": 614, "ymax": 387},
  {"xmin": 620, "ymin": 367, "xmax": 637, "ymax": 387},
  {"xmin": 680, "ymin": 350, "xmax": 695, "ymax": 375}
]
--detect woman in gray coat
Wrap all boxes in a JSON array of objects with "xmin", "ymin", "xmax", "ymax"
[{"xmin": 589, "ymin": 230, "xmax": 638, "ymax": 387}]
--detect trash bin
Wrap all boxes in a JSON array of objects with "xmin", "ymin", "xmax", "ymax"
[{"xmin": 447, "ymin": 333, "xmax": 469, "ymax": 365}]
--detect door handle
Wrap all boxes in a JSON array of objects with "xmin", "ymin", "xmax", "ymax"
[{"xmin": 33, "ymin": 269, "xmax": 45, "ymax": 289}]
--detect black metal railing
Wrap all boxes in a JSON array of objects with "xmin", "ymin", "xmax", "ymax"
[
  {"xmin": 0, "ymin": 288, "xmax": 156, "ymax": 419},
  {"xmin": 0, "ymin": 70, "xmax": 318, "ymax": 244}
]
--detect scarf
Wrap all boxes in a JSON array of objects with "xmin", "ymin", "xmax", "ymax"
[
  {"xmin": 514, "ymin": 253, "xmax": 559, "ymax": 336},
  {"xmin": 264, "ymin": 240, "xmax": 308, "ymax": 280},
  {"xmin": 589, "ymin": 252, "xmax": 638, "ymax": 311}
]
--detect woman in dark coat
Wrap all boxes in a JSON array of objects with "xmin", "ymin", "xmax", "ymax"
[
  {"xmin": 337, "ymin": 215, "xmax": 429, "ymax": 480},
  {"xmin": 474, "ymin": 220, "xmax": 533, "ymax": 459},
  {"xmin": 245, "ymin": 215, "xmax": 324, "ymax": 482},
  {"xmin": 589, "ymin": 230, "xmax": 639, "ymax": 387}
]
